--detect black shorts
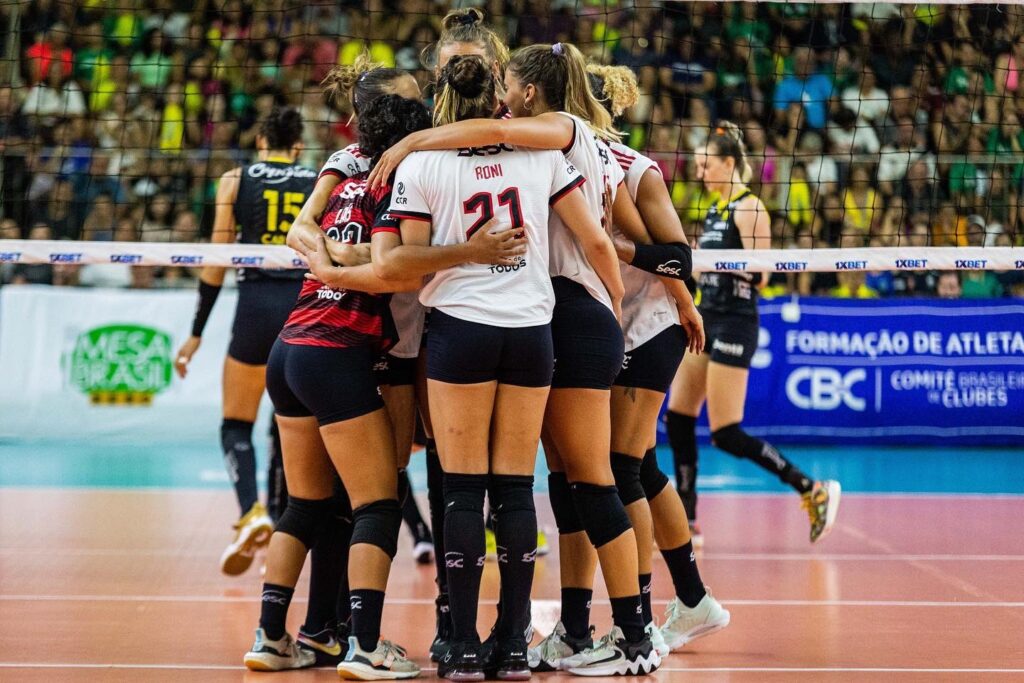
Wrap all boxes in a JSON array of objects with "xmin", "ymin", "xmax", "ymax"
[
  {"xmin": 228, "ymin": 279, "xmax": 302, "ymax": 366},
  {"xmin": 702, "ymin": 309, "xmax": 759, "ymax": 369},
  {"xmin": 551, "ymin": 277, "xmax": 625, "ymax": 390},
  {"xmin": 374, "ymin": 354, "xmax": 417, "ymax": 386},
  {"xmin": 426, "ymin": 310, "xmax": 553, "ymax": 387},
  {"xmin": 615, "ymin": 325, "xmax": 688, "ymax": 393},
  {"xmin": 266, "ymin": 339, "xmax": 384, "ymax": 426}
]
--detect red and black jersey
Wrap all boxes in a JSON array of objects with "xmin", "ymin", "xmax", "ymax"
[{"xmin": 279, "ymin": 173, "xmax": 397, "ymax": 351}]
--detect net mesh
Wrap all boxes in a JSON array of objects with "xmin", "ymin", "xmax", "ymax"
[{"xmin": 0, "ymin": 1, "xmax": 1021, "ymax": 296}]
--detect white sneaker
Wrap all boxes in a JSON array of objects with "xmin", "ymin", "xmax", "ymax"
[
  {"xmin": 646, "ymin": 621, "xmax": 669, "ymax": 658},
  {"xmin": 413, "ymin": 541, "xmax": 434, "ymax": 565},
  {"xmin": 561, "ymin": 626, "xmax": 661, "ymax": 677},
  {"xmin": 337, "ymin": 636, "xmax": 421, "ymax": 680},
  {"xmin": 221, "ymin": 502, "xmax": 273, "ymax": 576},
  {"xmin": 244, "ymin": 628, "xmax": 316, "ymax": 671},
  {"xmin": 527, "ymin": 621, "xmax": 592, "ymax": 672},
  {"xmin": 660, "ymin": 592, "xmax": 730, "ymax": 651},
  {"xmin": 689, "ymin": 522, "xmax": 704, "ymax": 549}
]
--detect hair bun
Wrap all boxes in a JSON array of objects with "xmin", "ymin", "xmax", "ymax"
[
  {"xmin": 442, "ymin": 7, "xmax": 483, "ymax": 30},
  {"xmin": 446, "ymin": 55, "xmax": 488, "ymax": 99}
]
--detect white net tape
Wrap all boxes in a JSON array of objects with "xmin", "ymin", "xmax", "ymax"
[{"xmin": 1, "ymin": 240, "xmax": 1020, "ymax": 273}]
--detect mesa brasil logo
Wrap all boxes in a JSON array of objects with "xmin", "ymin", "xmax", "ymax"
[{"xmin": 67, "ymin": 324, "xmax": 173, "ymax": 405}]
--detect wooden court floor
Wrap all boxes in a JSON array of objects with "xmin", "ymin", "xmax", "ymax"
[{"xmin": 2, "ymin": 488, "xmax": 1023, "ymax": 681}]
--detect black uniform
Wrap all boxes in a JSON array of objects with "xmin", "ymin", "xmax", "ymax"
[
  {"xmin": 697, "ymin": 190, "xmax": 760, "ymax": 369},
  {"xmin": 228, "ymin": 158, "xmax": 317, "ymax": 365}
]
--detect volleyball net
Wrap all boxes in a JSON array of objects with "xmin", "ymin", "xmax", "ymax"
[{"xmin": 1, "ymin": 2, "xmax": 1022, "ymax": 288}]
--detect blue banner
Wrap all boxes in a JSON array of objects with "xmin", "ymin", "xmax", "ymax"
[{"xmin": 666, "ymin": 297, "xmax": 1024, "ymax": 446}]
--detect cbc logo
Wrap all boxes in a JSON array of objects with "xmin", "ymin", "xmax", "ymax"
[{"xmin": 785, "ymin": 367, "xmax": 866, "ymax": 411}]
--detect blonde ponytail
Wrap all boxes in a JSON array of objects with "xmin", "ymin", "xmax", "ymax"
[{"xmin": 585, "ymin": 64, "xmax": 639, "ymax": 118}]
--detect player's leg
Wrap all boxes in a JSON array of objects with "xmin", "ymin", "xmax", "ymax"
[{"xmin": 665, "ymin": 351, "xmax": 708, "ymax": 543}]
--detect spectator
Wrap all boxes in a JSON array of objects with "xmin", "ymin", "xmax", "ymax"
[
  {"xmin": 773, "ymin": 46, "xmax": 833, "ymax": 130},
  {"xmin": 960, "ymin": 216, "xmax": 1003, "ymax": 298},
  {"xmin": 131, "ymin": 28, "xmax": 175, "ymax": 90},
  {"xmin": 139, "ymin": 193, "xmax": 174, "ymax": 242},
  {"xmin": 21, "ymin": 60, "xmax": 87, "ymax": 124},
  {"xmin": 45, "ymin": 179, "xmax": 76, "ymax": 241},
  {"xmin": 743, "ymin": 120, "xmax": 779, "ymax": 206},
  {"xmin": 795, "ymin": 131, "xmax": 838, "ymax": 198},
  {"xmin": 902, "ymin": 159, "xmax": 940, "ymax": 220},
  {"xmin": 841, "ymin": 67, "xmax": 890, "ymax": 126},
  {"xmin": 994, "ymin": 34, "xmax": 1024, "ymax": 96},
  {"xmin": 659, "ymin": 35, "xmax": 715, "ymax": 120},
  {"xmin": 878, "ymin": 116, "xmax": 935, "ymax": 196},
  {"xmin": 827, "ymin": 107, "xmax": 880, "ymax": 157},
  {"xmin": 10, "ymin": 223, "xmax": 55, "ymax": 286},
  {"xmin": 932, "ymin": 201, "xmax": 966, "ymax": 247},
  {"xmin": 24, "ymin": 22, "xmax": 73, "ymax": 84},
  {"xmin": 831, "ymin": 271, "xmax": 880, "ymax": 299},
  {"xmin": 842, "ymin": 165, "xmax": 881, "ymax": 242},
  {"xmin": 936, "ymin": 271, "xmax": 962, "ymax": 299},
  {"xmin": 786, "ymin": 162, "xmax": 813, "ymax": 230},
  {"xmin": 81, "ymin": 193, "xmax": 118, "ymax": 242}
]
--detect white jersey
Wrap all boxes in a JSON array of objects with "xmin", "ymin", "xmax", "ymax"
[
  {"xmin": 547, "ymin": 112, "xmax": 624, "ymax": 311},
  {"xmin": 609, "ymin": 142, "xmax": 680, "ymax": 352},
  {"xmin": 389, "ymin": 144, "xmax": 584, "ymax": 327},
  {"xmin": 319, "ymin": 144, "xmax": 370, "ymax": 180}
]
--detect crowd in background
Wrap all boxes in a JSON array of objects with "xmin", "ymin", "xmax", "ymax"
[{"xmin": 0, "ymin": 0, "xmax": 1022, "ymax": 298}]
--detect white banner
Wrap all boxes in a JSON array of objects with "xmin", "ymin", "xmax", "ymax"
[
  {"xmin": 1, "ymin": 240, "xmax": 1022, "ymax": 273},
  {"xmin": 0, "ymin": 285, "xmax": 274, "ymax": 442}
]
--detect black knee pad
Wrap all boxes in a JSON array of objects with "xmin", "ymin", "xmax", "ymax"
[
  {"xmin": 639, "ymin": 448, "xmax": 671, "ymax": 501},
  {"xmin": 711, "ymin": 423, "xmax": 760, "ymax": 459},
  {"xmin": 570, "ymin": 482, "xmax": 633, "ymax": 548},
  {"xmin": 443, "ymin": 473, "xmax": 488, "ymax": 514},
  {"xmin": 490, "ymin": 475, "xmax": 535, "ymax": 517},
  {"xmin": 351, "ymin": 498, "xmax": 402, "ymax": 559},
  {"xmin": 548, "ymin": 472, "xmax": 584, "ymax": 535},
  {"xmin": 610, "ymin": 452, "xmax": 645, "ymax": 505},
  {"xmin": 276, "ymin": 496, "xmax": 335, "ymax": 549}
]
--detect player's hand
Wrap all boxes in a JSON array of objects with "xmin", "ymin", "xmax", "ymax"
[
  {"xmin": 677, "ymin": 298, "xmax": 705, "ymax": 355},
  {"xmin": 329, "ymin": 241, "xmax": 372, "ymax": 267},
  {"xmin": 368, "ymin": 140, "xmax": 412, "ymax": 191},
  {"xmin": 304, "ymin": 233, "xmax": 337, "ymax": 286},
  {"xmin": 601, "ymin": 184, "xmax": 615, "ymax": 236},
  {"xmin": 174, "ymin": 336, "xmax": 201, "ymax": 379},
  {"xmin": 466, "ymin": 227, "xmax": 528, "ymax": 265}
]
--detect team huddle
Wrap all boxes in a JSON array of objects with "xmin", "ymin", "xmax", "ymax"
[{"xmin": 175, "ymin": 9, "xmax": 841, "ymax": 681}]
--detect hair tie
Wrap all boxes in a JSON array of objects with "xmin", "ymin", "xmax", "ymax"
[
  {"xmin": 457, "ymin": 13, "xmax": 477, "ymax": 26},
  {"xmin": 552, "ymin": 43, "xmax": 564, "ymax": 56},
  {"xmin": 714, "ymin": 126, "xmax": 726, "ymax": 135}
]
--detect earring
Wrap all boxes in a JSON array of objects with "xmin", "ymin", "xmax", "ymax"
[{"xmin": 524, "ymin": 100, "xmax": 533, "ymax": 112}]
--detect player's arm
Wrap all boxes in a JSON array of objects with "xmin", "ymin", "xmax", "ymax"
[
  {"xmin": 371, "ymin": 220, "xmax": 526, "ymax": 281},
  {"xmin": 175, "ymin": 168, "xmax": 239, "ymax": 378},
  {"xmin": 737, "ymin": 194, "xmax": 771, "ymax": 289},
  {"xmin": 368, "ymin": 112, "xmax": 575, "ymax": 190},
  {"xmin": 551, "ymin": 186, "xmax": 625, "ymax": 321},
  {"xmin": 304, "ymin": 231, "xmax": 421, "ymax": 293},
  {"xmin": 288, "ymin": 174, "xmax": 371, "ymax": 268}
]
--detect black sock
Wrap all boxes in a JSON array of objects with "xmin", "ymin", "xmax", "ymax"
[
  {"xmin": 660, "ymin": 541, "xmax": 706, "ymax": 608},
  {"xmin": 780, "ymin": 457, "xmax": 814, "ymax": 494},
  {"xmin": 639, "ymin": 573, "xmax": 653, "ymax": 625},
  {"xmin": 560, "ymin": 587, "xmax": 593, "ymax": 640},
  {"xmin": 444, "ymin": 473, "xmax": 488, "ymax": 644},
  {"xmin": 221, "ymin": 418, "xmax": 257, "ymax": 515},
  {"xmin": 266, "ymin": 420, "xmax": 287, "ymax": 522},
  {"xmin": 667, "ymin": 411, "xmax": 698, "ymax": 521},
  {"xmin": 491, "ymin": 474, "xmax": 537, "ymax": 640},
  {"xmin": 425, "ymin": 439, "xmax": 447, "ymax": 593},
  {"xmin": 399, "ymin": 468, "xmax": 433, "ymax": 544},
  {"xmin": 609, "ymin": 595, "xmax": 645, "ymax": 643},
  {"xmin": 259, "ymin": 583, "xmax": 294, "ymax": 641},
  {"xmin": 350, "ymin": 589, "xmax": 385, "ymax": 651},
  {"xmin": 304, "ymin": 483, "xmax": 353, "ymax": 633},
  {"xmin": 712, "ymin": 424, "xmax": 813, "ymax": 495}
]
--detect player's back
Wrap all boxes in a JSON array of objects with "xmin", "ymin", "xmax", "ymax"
[{"xmin": 389, "ymin": 143, "xmax": 583, "ymax": 327}]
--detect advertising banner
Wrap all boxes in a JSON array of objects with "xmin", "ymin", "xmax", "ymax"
[{"xmin": 0, "ymin": 285, "xmax": 274, "ymax": 442}]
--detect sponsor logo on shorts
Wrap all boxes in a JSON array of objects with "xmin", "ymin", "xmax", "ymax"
[
  {"xmin": 714, "ymin": 260, "xmax": 748, "ymax": 271},
  {"xmin": 0, "ymin": 252, "xmax": 21, "ymax": 263},
  {"xmin": 775, "ymin": 261, "xmax": 807, "ymax": 271},
  {"xmin": 1016, "ymin": 260, "xmax": 1024, "ymax": 270},
  {"xmin": 955, "ymin": 259, "xmax": 986, "ymax": 269},
  {"xmin": 50, "ymin": 252, "xmax": 83, "ymax": 263},
  {"xmin": 712, "ymin": 338, "xmax": 745, "ymax": 357},
  {"xmin": 232, "ymin": 256, "xmax": 265, "ymax": 267},
  {"xmin": 835, "ymin": 260, "xmax": 867, "ymax": 271},
  {"xmin": 110, "ymin": 254, "xmax": 143, "ymax": 264},
  {"xmin": 171, "ymin": 255, "xmax": 203, "ymax": 265},
  {"xmin": 316, "ymin": 287, "xmax": 345, "ymax": 301},
  {"xmin": 291, "ymin": 258, "xmax": 306, "ymax": 268},
  {"xmin": 67, "ymin": 324, "xmax": 173, "ymax": 406},
  {"xmin": 895, "ymin": 258, "xmax": 928, "ymax": 269}
]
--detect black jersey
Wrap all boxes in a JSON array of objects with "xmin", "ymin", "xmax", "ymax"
[
  {"xmin": 234, "ymin": 157, "xmax": 317, "ymax": 282},
  {"xmin": 697, "ymin": 189, "xmax": 759, "ymax": 317}
]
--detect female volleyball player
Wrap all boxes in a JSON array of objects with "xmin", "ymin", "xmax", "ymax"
[
  {"xmin": 244, "ymin": 94, "xmax": 437, "ymax": 678},
  {"xmin": 372, "ymin": 54, "xmax": 626, "ymax": 681},
  {"xmin": 290, "ymin": 55, "xmax": 436, "ymax": 568},
  {"xmin": 174, "ymin": 107, "xmax": 315, "ymax": 576},
  {"xmin": 666, "ymin": 123, "xmax": 841, "ymax": 544}
]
